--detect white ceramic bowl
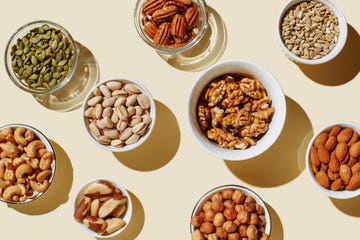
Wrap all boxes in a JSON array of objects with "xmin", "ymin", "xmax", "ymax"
[
  {"xmin": 0, "ymin": 123, "xmax": 56, "ymax": 204},
  {"xmin": 82, "ymin": 77, "xmax": 156, "ymax": 152},
  {"xmin": 187, "ymin": 59, "xmax": 286, "ymax": 160},
  {"xmin": 276, "ymin": 0, "xmax": 347, "ymax": 65},
  {"xmin": 190, "ymin": 184, "xmax": 271, "ymax": 238},
  {"xmin": 74, "ymin": 178, "xmax": 133, "ymax": 238},
  {"xmin": 305, "ymin": 121, "xmax": 360, "ymax": 199}
]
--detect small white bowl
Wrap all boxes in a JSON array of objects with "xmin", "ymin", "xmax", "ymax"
[
  {"xmin": 190, "ymin": 184, "xmax": 271, "ymax": 238},
  {"xmin": 82, "ymin": 77, "xmax": 156, "ymax": 152},
  {"xmin": 187, "ymin": 59, "xmax": 286, "ymax": 160},
  {"xmin": 305, "ymin": 121, "xmax": 360, "ymax": 199},
  {"xmin": 276, "ymin": 0, "xmax": 347, "ymax": 65},
  {"xmin": 74, "ymin": 178, "xmax": 133, "ymax": 238}
]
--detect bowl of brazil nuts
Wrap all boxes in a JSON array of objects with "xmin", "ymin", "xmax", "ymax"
[
  {"xmin": 74, "ymin": 178, "xmax": 132, "ymax": 238},
  {"xmin": 134, "ymin": 0, "xmax": 208, "ymax": 54},
  {"xmin": 190, "ymin": 185, "xmax": 271, "ymax": 240},
  {"xmin": 0, "ymin": 123, "xmax": 56, "ymax": 204},
  {"xmin": 5, "ymin": 20, "xmax": 78, "ymax": 94},
  {"xmin": 82, "ymin": 78, "xmax": 156, "ymax": 152},
  {"xmin": 277, "ymin": 0, "xmax": 347, "ymax": 64},
  {"xmin": 306, "ymin": 121, "xmax": 360, "ymax": 199},
  {"xmin": 187, "ymin": 59, "xmax": 286, "ymax": 161}
]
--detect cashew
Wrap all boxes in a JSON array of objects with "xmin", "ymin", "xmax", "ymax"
[
  {"xmin": 2, "ymin": 185, "xmax": 23, "ymax": 201},
  {"xmin": 25, "ymin": 129, "xmax": 35, "ymax": 142},
  {"xmin": 0, "ymin": 158, "xmax": 12, "ymax": 179},
  {"xmin": 14, "ymin": 127, "xmax": 28, "ymax": 146},
  {"xmin": 15, "ymin": 163, "xmax": 33, "ymax": 180},
  {"xmin": 0, "ymin": 142, "xmax": 19, "ymax": 158},
  {"xmin": 30, "ymin": 179, "xmax": 49, "ymax": 192},
  {"xmin": 12, "ymin": 157, "xmax": 25, "ymax": 168},
  {"xmin": 39, "ymin": 151, "xmax": 53, "ymax": 170},
  {"xmin": 0, "ymin": 128, "xmax": 13, "ymax": 143},
  {"xmin": 36, "ymin": 170, "xmax": 52, "ymax": 183},
  {"xmin": 0, "ymin": 180, "xmax": 11, "ymax": 189},
  {"xmin": 24, "ymin": 140, "xmax": 45, "ymax": 158},
  {"xmin": 25, "ymin": 157, "xmax": 39, "ymax": 169},
  {"xmin": 4, "ymin": 162, "xmax": 15, "ymax": 183}
]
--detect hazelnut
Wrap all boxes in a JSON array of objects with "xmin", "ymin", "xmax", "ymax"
[
  {"xmin": 192, "ymin": 229, "xmax": 205, "ymax": 240},
  {"xmin": 221, "ymin": 188, "xmax": 234, "ymax": 200},
  {"xmin": 239, "ymin": 225, "xmax": 248, "ymax": 237},
  {"xmin": 200, "ymin": 222, "xmax": 215, "ymax": 234},
  {"xmin": 235, "ymin": 204, "xmax": 245, "ymax": 213},
  {"xmin": 232, "ymin": 189, "xmax": 246, "ymax": 204},
  {"xmin": 259, "ymin": 215, "xmax": 266, "ymax": 226},
  {"xmin": 224, "ymin": 207, "xmax": 237, "ymax": 221},
  {"xmin": 204, "ymin": 209, "xmax": 215, "ymax": 222},
  {"xmin": 224, "ymin": 199, "xmax": 235, "ymax": 208},
  {"xmin": 260, "ymin": 233, "xmax": 270, "ymax": 240},
  {"xmin": 255, "ymin": 204, "xmax": 264, "ymax": 215},
  {"xmin": 247, "ymin": 224, "xmax": 258, "ymax": 239},
  {"xmin": 216, "ymin": 227, "xmax": 228, "ymax": 239},
  {"xmin": 228, "ymin": 233, "xmax": 240, "ymax": 240},
  {"xmin": 212, "ymin": 199, "xmax": 225, "ymax": 213},
  {"xmin": 207, "ymin": 233, "xmax": 218, "ymax": 240},
  {"xmin": 211, "ymin": 192, "xmax": 223, "ymax": 202},
  {"xmin": 237, "ymin": 210, "xmax": 250, "ymax": 224},
  {"xmin": 202, "ymin": 200, "xmax": 212, "ymax": 211},
  {"xmin": 223, "ymin": 221, "xmax": 237, "ymax": 233},
  {"xmin": 213, "ymin": 212, "xmax": 225, "ymax": 227},
  {"xmin": 191, "ymin": 215, "xmax": 204, "ymax": 228},
  {"xmin": 250, "ymin": 213, "xmax": 259, "ymax": 225}
]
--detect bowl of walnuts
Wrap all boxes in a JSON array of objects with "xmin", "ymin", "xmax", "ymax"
[
  {"xmin": 187, "ymin": 59, "xmax": 286, "ymax": 160},
  {"xmin": 190, "ymin": 184, "xmax": 271, "ymax": 240}
]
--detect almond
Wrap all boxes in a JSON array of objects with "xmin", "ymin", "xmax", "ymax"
[
  {"xmin": 317, "ymin": 145, "xmax": 330, "ymax": 164},
  {"xmin": 349, "ymin": 141, "xmax": 360, "ymax": 158},
  {"xmin": 313, "ymin": 132, "xmax": 328, "ymax": 148},
  {"xmin": 330, "ymin": 178, "xmax": 343, "ymax": 191},
  {"xmin": 327, "ymin": 169, "xmax": 339, "ymax": 181},
  {"xmin": 335, "ymin": 142, "xmax": 348, "ymax": 162},
  {"xmin": 309, "ymin": 146, "xmax": 320, "ymax": 168},
  {"xmin": 329, "ymin": 125, "xmax": 342, "ymax": 137},
  {"xmin": 347, "ymin": 131, "xmax": 359, "ymax": 146},
  {"xmin": 351, "ymin": 162, "xmax": 360, "ymax": 176},
  {"xmin": 346, "ymin": 175, "xmax": 360, "ymax": 190},
  {"xmin": 348, "ymin": 157, "xmax": 358, "ymax": 168},
  {"xmin": 324, "ymin": 136, "xmax": 337, "ymax": 152},
  {"xmin": 339, "ymin": 164, "xmax": 351, "ymax": 185},
  {"xmin": 337, "ymin": 127, "xmax": 353, "ymax": 142},
  {"xmin": 328, "ymin": 155, "xmax": 340, "ymax": 172},
  {"xmin": 315, "ymin": 171, "xmax": 330, "ymax": 189}
]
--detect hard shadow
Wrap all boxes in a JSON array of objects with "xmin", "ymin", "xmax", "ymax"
[
  {"xmin": 267, "ymin": 203, "xmax": 284, "ymax": 240},
  {"xmin": 96, "ymin": 191, "xmax": 145, "ymax": 240},
  {"xmin": 225, "ymin": 96, "xmax": 313, "ymax": 187},
  {"xmin": 330, "ymin": 195, "xmax": 360, "ymax": 217},
  {"xmin": 9, "ymin": 140, "xmax": 73, "ymax": 214},
  {"xmin": 34, "ymin": 41, "xmax": 100, "ymax": 111},
  {"xmin": 113, "ymin": 100, "xmax": 180, "ymax": 171},
  {"xmin": 296, "ymin": 24, "xmax": 360, "ymax": 86},
  {"xmin": 158, "ymin": 6, "xmax": 227, "ymax": 72}
]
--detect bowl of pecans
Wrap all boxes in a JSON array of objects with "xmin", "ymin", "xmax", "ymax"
[
  {"xmin": 134, "ymin": 0, "xmax": 208, "ymax": 54},
  {"xmin": 187, "ymin": 59, "xmax": 286, "ymax": 161},
  {"xmin": 306, "ymin": 121, "xmax": 360, "ymax": 199},
  {"xmin": 277, "ymin": 0, "xmax": 347, "ymax": 64}
]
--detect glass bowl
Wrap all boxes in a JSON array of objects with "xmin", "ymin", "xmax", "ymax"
[
  {"xmin": 5, "ymin": 20, "xmax": 79, "ymax": 94},
  {"xmin": 134, "ymin": 0, "xmax": 208, "ymax": 54}
]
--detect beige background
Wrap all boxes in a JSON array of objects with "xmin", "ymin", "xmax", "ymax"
[{"xmin": 1, "ymin": 0, "xmax": 360, "ymax": 239}]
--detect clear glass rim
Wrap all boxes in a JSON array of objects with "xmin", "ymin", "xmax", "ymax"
[{"xmin": 4, "ymin": 20, "xmax": 79, "ymax": 95}]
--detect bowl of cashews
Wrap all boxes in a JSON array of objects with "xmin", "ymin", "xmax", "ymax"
[{"xmin": 0, "ymin": 123, "xmax": 56, "ymax": 204}]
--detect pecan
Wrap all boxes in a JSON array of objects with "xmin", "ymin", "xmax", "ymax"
[
  {"xmin": 153, "ymin": 22, "xmax": 171, "ymax": 46},
  {"xmin": 152, "ymin": 5, "xmax": 178, "ymax": 23},
  {"xmin": 184, "ymin": 6, "xmax": 199, "ymax": 28},
  {"xmin": 175, "ymin": 0, "xmax": 192, "ymax": 5},
  {"xmin": 171, "ymin": 14, "xmax": 187, "ymax": 39},
  {"xmin": 142, "ymin": 0, "xmax": 165, "ymax": 15},
  {"xmin": 144, "ymin": 20, "xmax": 159, "ymax": 39}
]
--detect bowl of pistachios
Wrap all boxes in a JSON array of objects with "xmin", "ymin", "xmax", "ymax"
[{"xmin": 5, "ymin": 20, "xmax": 78, "ymax": 94}]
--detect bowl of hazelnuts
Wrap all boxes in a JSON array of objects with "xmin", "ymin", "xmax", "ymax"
[{"xmin": 190, "ymin": 185, "xmax": 271, "ymax": 240}]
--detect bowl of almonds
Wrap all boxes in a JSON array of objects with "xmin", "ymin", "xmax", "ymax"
[
  {"xmin": 5, "ymin": 20, "xmax": 78, "ymax": 94},
  {"xmin": 190, "ymin": 185, "xmax": 271, "ymax": 240},
  {"xmin": 306, "ymin": 121, "xmax": 360, "ymax": 199},
  {"xmin": 134, "ymin": 0, "xmax": 208, "ymax": 54},
  {"xmin": 277, "ymin": 0, "xmax": 347, "ymax": 64},
  {"xmin": 82, "ymin": 78, "xmax": 156, "ymax": 152},
  {"xmin": 187, "ymin": 59, "xmax": 286, "ymax": 161}
]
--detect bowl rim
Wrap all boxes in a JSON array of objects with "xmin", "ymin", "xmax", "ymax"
[
  {"xmin": 0, "ymin": 123, "xmax": 56, "ymax": 204},
  {"xmin": 82, "ymin": 77, "xmax": 156, "ymax": 152},
  {"xmin": 276, "ymin": 0, "xmax": 348, "ymax": 65},
  {"xmin": 305, "ymin": 121, "xmax": 360, "ymax": 199},
  {"xmin": 190, "ymin": 184, "xmax": 272, "ymax": 236},
  {"xmin": 187, "ymin": 59, "xmax": 286, "ymax": 161},
  {"xmin": 4, "ymin": 19, "xmax": 79, "ymax": 94},
  {"xmin": 133, "ymin": 0, "xmax": 209, "ymax": 54},
  {"xmin": 74, "ymin": 178, "xmax": 133, "ymax": 238}
]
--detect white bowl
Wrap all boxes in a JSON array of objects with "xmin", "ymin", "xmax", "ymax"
[
  {"xmin": 190, "ymin": 184, "xmax": 271, "ymax": 238},
  {"xmin": 0, "ymin": 123, "xmax": 56, "ymax": 204},
  {"xmin": 276, "ymin": 0, "xmax": 347, "ymax": 65},
  {"xmin": 305, "ymin": 121, "xmax": 360, "ymax": 199},
  {"xmin": 187, "ymin": 59, "xmax": 286, "ymax": 160},
  {"xmin": 74, "ymin": 178, "xmax": 133, "ymax": 238},
  {"xmin": 82, "ymin": 77, "xmax": 156, "ymax": 152}
]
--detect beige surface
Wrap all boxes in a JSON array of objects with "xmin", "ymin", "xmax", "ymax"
[{"xmin": 1, "ymin": 0, "xmax": 360, "ymax": 239}]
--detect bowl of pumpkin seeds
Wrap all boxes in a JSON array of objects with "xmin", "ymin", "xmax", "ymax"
[{"xmin": 5, "ymin": 20, "xmax": 78, "ymax": 94}]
